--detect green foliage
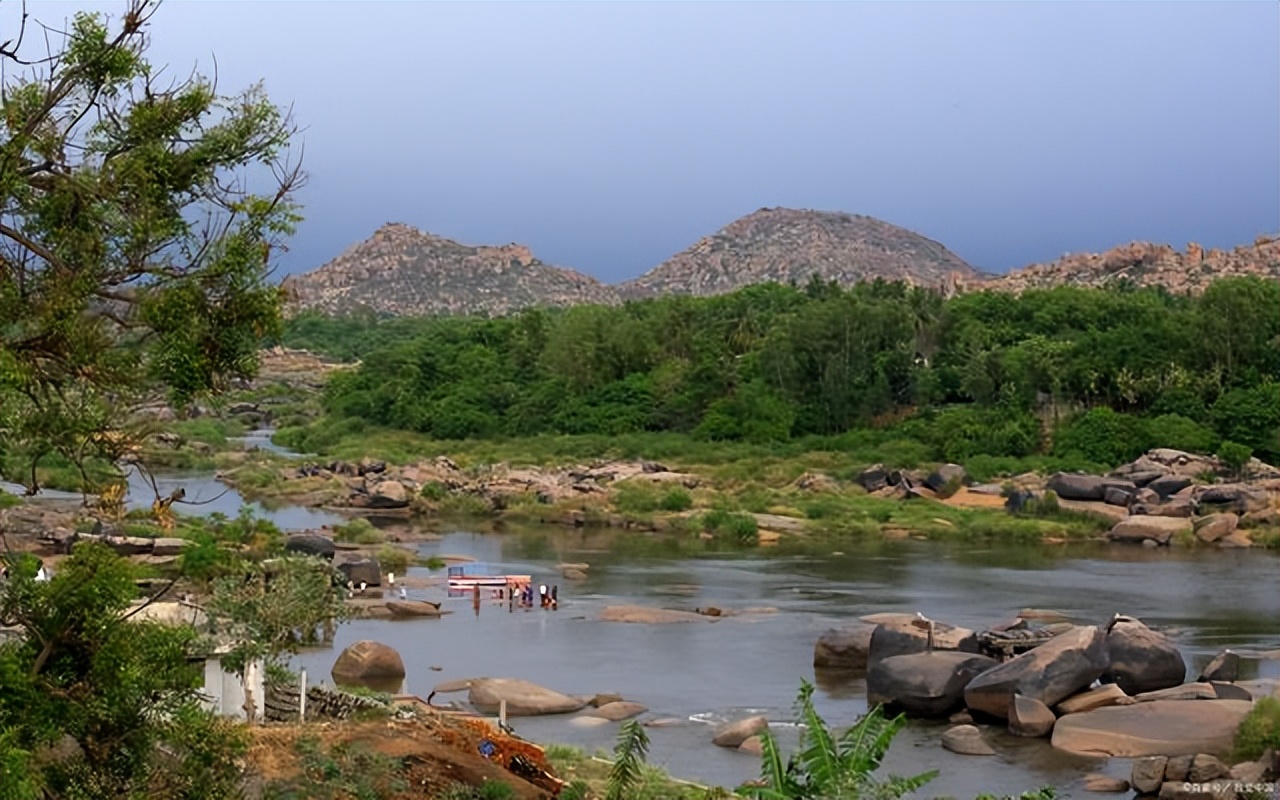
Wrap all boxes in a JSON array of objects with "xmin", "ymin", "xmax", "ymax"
[
  {"xmin": 739, "ymin": 681, "xmax": 936, "ymax": 800},
  {"xmin": 606, "ymin": 720, "xmax": 651, "ymax": 800},
  {"xmin": 262, "ymin": 736, "xmax": 406, "ymax": 800},
  {"xmin": 375, "ymin": 546, "xmax": 413, "ymax": 575},
  {"xmin": 420, "ymin": 480, "xmax": 449, "ymax": 501},
  {"xmin": 333, "ymin": 517, "xmax": 384, "ymax": 544},
  {"xmin": 1232, "ymin": 696, "xmax": 1280, "ymax": 763},
  {"xmin": 700, "ymin": 509, "xmax": 760, "ymax": 543},
  {"xmin": 660, "ymin": 488, "xmax": 694, "ymax": 512},
  {"xmin": 1053, "ymin": 408, "xmax": 1154, "ymax": 466},
  {"xmin": 975, "ymin": 790, "xmax": 1058, "ymax": 800},
  {"xmin": 423, "ymin": 556, "xmax": 447, "ymax": 570},
  {"xmin": 285, "ymin": 278, "xmax": 1280, "ymax": 469},
  {"xmin": 0, "ymin": 544, "xmax": 247, "ymax": 798},
  {"xmin": 1218, "ymin": 441, "xmax": 1254, "ymax": 478},
  {"xmin": 0, "ymin": 1, "xmax": 299, "ymax": 495}
]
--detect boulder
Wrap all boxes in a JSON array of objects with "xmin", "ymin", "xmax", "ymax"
[
  {"xmin": 1082, "ymin": 775, "xmax": 1130, "ymax": 793},
  {"xmin": 561, "ymin": 568, "xmax": 588, "ymax": 581},
  {"xmin": 1195, "ymin": 484, "xmax": 1270, "ymax": 514},
  {"xmin": 1198, "ymin": 650, "xmax": 1240, "ymax": 683},
  {"xmin": 586, "ymin": 701, "xmax": 648, "ymax": 721},
  {"xmin": 1134, "ymin": 682, "xmax": 1217, "ymax": 702},
  {"xmin": 866, "ymin": 651, "xmax": 999, "ymax": 717},
  {"xmin": 385, "ymin": 600, "xmax": 443, "ymax": 618},
  {"xmin": 1108, "ymin": 516, "xmax": 1192, "ymax": 545},
  {"xmin": 1131, "ymin": 756, "xmax": 1168, "ymax": 794},
  {"xmin": 285, "ymin": 533, "xmax": 336, "ymax": 561},
  {"xmin": 813, "ymin": 624, "xmax": 875, "ymax": 670},
  {"xmin": 1009, "ymin": 695, "xmax": 1056, "ymax": 737},
  {"xmin": 1148, "ymin": 476, "xmax": 1192, "ymax": 500},
  {"xmin": 105, "ymin": 536, "xmax": 154, "ymax": 556},
  {"xmin": 1103, "ymin": 486, "xmax": 1133, "ymax": 507},
  {"xmin": 1187, "ymin": 754, "xmax": 1229, "ymax": 782},
  {"xmin": 924, "ymin": 464, "xmax": 968, "ymax": 493},
  {"xmin": 1218, "ymin": 531, "xmax": 1253, "ymax": 548},
  {"xmin": 1049, "ymin": 699, "xmax": 1252, "ymax": 757},
  {"xmin": 1005, "ymin": 489, "xmax": 1039, "ymax": 513},
  {"xmin": 857, "ymin": 465, "xmax": 889, "ymax": 493},
  {"xmin": 1056, "ymin": 683, "xmax": 1131, "ymax": 715},
  {"xmin": 712, "ymin": 716, "xmax": 768, "ymax": 748},
  {"xmin": 940, "ymin": 724, "xmax": 994, "ymax": 756},
  {"xmin": 468, "ymin": 678, "xmax": 588, "ymax": 716},
  {"xmin": 1164, "ymin": 754, "xmax": 1193, "ymax": 782},
  {"xmin": 738, "ymin": 736, "xmax": 765, "ymax": 756},
  {"xmin": 1209, "ymin": 682, "xmax": 1252, "ymax": 701},
  {"xmin": 1111, "ymin": 456, "xmax": 1168, "ymax": 485},
  {"xmin": 331, "ymin": 640, "xmax": 405, "ymax": 683},
  {"xmin": 1130, "ymin": 487, "xmax": 1160, "ymax": 507},
  {"xmin": 366, "ymin": 480, "xmax": 409, "ymax": 509},
  {"xmin": 964, "ymin": 625, "xmax": 1108, "ymax": 719},
  {"xmin": 1193, "ymin": 514, "xmax": 1238, "ymax": 544},
  {"xmin": 867, "ymin": 617, "xmax": 978, "ymax": 664},
  {"xmin": 1132, "ymin": 498, "xmax": 1196, "ymax": 518},
  {"xmin": 1047, "ymin": 473, "xmax": 1111, "ymax": 501},
  {"xmin": 337, "ymin": 558, "xmax": 381, "ymax": 587},
  {"xmin": 1102, "ymin": 616, "xmax": 1186, "ymax": 695},
  {"xmin": 150, "ymin": 537, "xmax": 189, "ymax": 557},
  {"xmin": 599, "ymin": 605, "xmax": 707, "ymax": 624}
]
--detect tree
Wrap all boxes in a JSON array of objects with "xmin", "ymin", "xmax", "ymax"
[
  {"xmin": 0, "ymin": 544, "xmax": 248, "ymax": 799},
  {"xmin": 0, "ymin": 0, "xmax": 301, "ymax": 494}
]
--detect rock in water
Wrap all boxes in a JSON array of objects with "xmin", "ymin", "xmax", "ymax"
[
  {"xmin": 1056, "ymin": 683, "xmax": 1131, "ymax": 715},
  {"xmin": 1050, "ymin": 699, "xmax": 1252, "ymax": 757},
  {"xmin": 1009, "ymin": 695, "xmax": 1056, "ymax": 737},
  {"xmin": 712, "ymin": 716, "xmax": 768, "ymax": 748},
  {"xmin": 337, "ymin": 557, "xmax": 381, "ymax": 587},
  {"xmin": 1197, "ymin": 650, "xmax": 1239, "ymax": 683},
  {"xmin": 866, "ymin": 651, "xmax": 999, "ymax": 717},
  {"xmin": 941, "ymin": 725, "xmax": 994, "ymax": 756},
  {"xmin": 964, "ymin": 626, "xmax": 1108, "ymax": 720},
  {"xmin": 331, "ymin": 641, "xmax": 405, "ymax": 683},
  {"xmin": 1102, "ymin": 616, "xmax": 1186, "ymax": 695},
  {"xmin": 813, "ymin": 624, "xmax": 875, "ymax": 670},
  {"xmin": 467, "ymin": 678, "xmax": 587, "ymax": 716},
  {"xmin": 585, "ymin": 701, "xmax": 648, "ymax": 721},
  {"xmin": 1082, "ymin": 775, "xmax": 1130, "ymax": 793},
  {"xmin": 285, "ymin": 532, "xmax": 336, "ymax": 561},
  {"xmin": 1131, "ymin": 757, "xmax": 1168, "ymax": 795},
  {"xmin": 867, "ymin": 617, "xmax": 978, "ymax": 664}
]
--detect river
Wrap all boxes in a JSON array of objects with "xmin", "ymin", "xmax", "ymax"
[{"xmin": 43, "ymin": 434, "xmax": 1280, "ymax": 798}]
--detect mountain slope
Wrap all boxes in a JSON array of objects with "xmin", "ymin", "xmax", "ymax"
[
  {"xmin": 988, "ymin": 236, "xmax": 1280, "ymax": 293},
  {"xmin": 282, "ymin": 223, "xmax": 618, "ymax": 316},
  {"xmin": 618, "ymin": 208, "xmax": 984, "ymax": 298}
]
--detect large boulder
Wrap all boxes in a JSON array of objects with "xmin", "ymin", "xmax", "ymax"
[
  {"xmin": 1198, "ymin": 650, "xmax": 1240, "ymax": 683},
  {"xmin": 468, "ymin": 678, "xmax": 588, "ymax": 716},
  {"xmin": 285, "ymin": 533, "xmax": 336, "ymax": 561},
  {"xmin": 941, "ymin": 724, "xmax": 995, "ymax": 756},
  {"xmin": 712, "ymin": 716, "xmax": 768, "ymax": 748},
  {"xmin": 1046, "ymin": 473, "xmax": 1110, "ymax": 501},
  {"xmin": 1194, "ymin": 484, "xmax": 1270, "ymax": 514},
  {"xmin": 585, "ymin": 701, "xmax": 648, "ymax": 721},
  {"xmin": 1009, "ymin": 695, "xmax": 1056, "ymax": 737},
  {"xmin": 964, "ymin": 626, "xmax": 1108, "ymax": 720},
  {"xmin": 1148, "ymin": 476, "xmax": 1192, "ymax": 500},
  {"xmin": 866, "ymin": 651, "xmax": 999, "ymax": 717},
  {"xmin": 813, "ymin": 624, "xmax": 875, "ymax": 670},
  {"xmin": 1131, "ymin": 757, "xmax": 1168, "ymax": 795},
  {"xmin": 331, "ymin": 640, "xmax": 405, "ymax": 684},
  {"xmin": 1193, "ymin": 513, "xmax": 1238, "ymax": 543},
  {"xmin": 924, "ymin": 464, "xmax": 968, "ymax": 493},
  {"xmin": 1107, "ymin": 516, "xmax": 1192, "ymax": 545},
  {"xmin": 867, "ymin": 617, "xmax": 978, "ymax": 664},
  {"xmin": 1055, "ymin": 683, "xmax": 1130, "ymax": 715},
  {"xmin": 1132, "ymin": 497, "xmax": 1197, "ymax": 518},
  {"xmin": 1102, "ymin": 616, "xmax": 1186, "ymax": 695},
  {"xmin": 1049, "ymin": 699, "xmax": 1252, "ymax": 757},
  {"xmin": 366, "ymin": 480, "xmax": 409, "ymax": 509},
  {"xmin": 150, "ymin": 537, "xmax": 189, "ymax": 557},
  {"xmin": 856, "ymin": 465, "xmax": 889, "ymax": 492},
  {"xmin": 337, "ymin": 558, "xmax": 381, "ymax": 587}
]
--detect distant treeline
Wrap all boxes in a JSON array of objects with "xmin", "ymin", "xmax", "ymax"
[{"xmin": 278, "ymin": 277, "xmax": 1280, "ymax": 465}]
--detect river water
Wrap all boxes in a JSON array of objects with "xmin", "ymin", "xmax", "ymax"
[{"xmin": 14, "ymin": 435, "xmax": 1276, "ymax": 797}]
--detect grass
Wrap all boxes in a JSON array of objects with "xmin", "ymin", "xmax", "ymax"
[
  {"xmin": 1233, "ymin": 696, "xmax": 1280, "ymax": 763},
  {"xmin": 333, "ymin": 518, "xmax": 385, "ymax": 545},
  {"xmin": 543, "ymin": 744, "xmax": 728, "ymax": 800}
]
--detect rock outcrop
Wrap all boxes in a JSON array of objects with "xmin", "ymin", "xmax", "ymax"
[
  {"xmin": 964, "ymin": 626, "xmax": 1109, "ymax": 719},
  {"xmin": 331, "ymin": 641, "xmax": 405, "ymax": 685},
  {"xmin": 283, "ymin": 223, "xmax": 619, "ymax": 317},
  {"xmin": 467, "ymin": 678, "xmax": 588, "ymax": 716},
  {"xmin": 619, "ymin": 208, "xmax": 983, "ymax": 299}
]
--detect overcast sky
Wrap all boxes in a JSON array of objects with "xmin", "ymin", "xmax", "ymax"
[{"xmin": 14, "ymin": 1, "xmax": 1280, "ymax": 281}]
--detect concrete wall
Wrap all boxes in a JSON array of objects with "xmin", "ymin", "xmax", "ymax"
[{"xmin": 199, "ymin": 656, "xmax": 264, "ymax": 721}]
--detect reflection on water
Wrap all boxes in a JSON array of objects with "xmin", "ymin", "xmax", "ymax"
[
  {"xmin": 123, "ymin": 465, "xmax": 345, "ymax": 530},
  {"xmin": 293, "ymin": 527, "xmax": 1280, "ymax": 797}
]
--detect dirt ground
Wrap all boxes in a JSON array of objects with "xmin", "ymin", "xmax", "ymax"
[{"xmin": 246, "ymin": 711, "xmax": 561, "ymax": 799}]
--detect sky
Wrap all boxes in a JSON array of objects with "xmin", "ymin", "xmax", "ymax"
[{"xmin": 10, "ymin": 1, "xmax": 1280, "ymax": 282}]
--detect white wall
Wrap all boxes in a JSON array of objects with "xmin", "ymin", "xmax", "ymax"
[{"xmin": 199, "ymin": 656, "xmax": 265, "ymax": 721}]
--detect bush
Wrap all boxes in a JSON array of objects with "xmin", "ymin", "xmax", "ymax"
[
  {"xmin": 1233, "ymin": 696, "xmax": 1280, "ymax": 763},
  {"xmin": 1211, "ymin": 383, "xmax": 1280, "ymax": 461},
  {"xmin": 1053, "ymin": 408, "xmax": 1154, "ymax": 466},
  {"xmin": 1218, "ymin": 441, "xmax": 1253, "ymax": 478},
  {"xmin": 1148, "ymin": 413, "xmax": 1218, "ymax": 454},
  {"xmin": 419, "ymin": 481, "xmax": 448, "ymax": 501},
  {"xmin": 333, "ymin": 518, "xmax": 384, "ymax": 545},
  {"xmin": 658, "ymin": 488, "xmax": 693, "ymax": 512},
  {"xmin": 375, "ymin": 546, "xmax": 413, "ymax": 575},
  {"xmin": 700, "ymin": 509, "xmax": 759, "ymax": 543}
]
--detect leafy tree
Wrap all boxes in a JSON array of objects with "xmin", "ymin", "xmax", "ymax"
[
  {"xmin": 739, "ymin": 682, "xmax": 936, "ymax": 800},
  {"xmin": 0, "ymin": 544, "xmax": 248, "ymax": 799},
  {"xmin": 0, "ymin": 0, "xmax": 300, "ymax": 493}
]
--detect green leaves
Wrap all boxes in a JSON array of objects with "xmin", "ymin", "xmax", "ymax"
[{"xmin": 606, "ymin": 720, "xmax": 651, "ymax": 800}]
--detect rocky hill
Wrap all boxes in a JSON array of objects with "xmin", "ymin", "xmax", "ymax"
[
  {"xmin": 618, "ymin": 208, "xmax": 984, "ymax": 299},
  {"xmin": 282, "ymin": 223, "xmax": 618, "ymax": 316},
  {"xmin": 986, "ymin": 236, "xmax": 1280, "ymax": 294}
]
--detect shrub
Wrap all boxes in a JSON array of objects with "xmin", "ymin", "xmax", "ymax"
[
  {"xmin": 333, "ymin": 518, "xmax": 383, "ymax": 545},
  {"xmin": 658, "ymin": 488, "xmax": 693, "ymax": 512},
  {"xmin": 419, "ymin": 481, "xmax": 448, "ymax": 501},
  {"xmin": 699, "ymin": 510, "xmax": 758, "ymax": 543},
  {"xmin": 1211, "ymin": 383, "xmax": 1280, "ymax": 461},
  {"xmin": 1053, "ymin": 408, "xmax": 1154, "ymax": 466},
  {"xmin": 1149, "ymin": 413, "xmax": 1218, "ymax": 454},
  {"xmin": 1218, "ymin": 441, "xmax": 1253, "ymax": 479},
  {"xmin": 375, "ymin": 546, "xmax": 413, "ymax": 575},
  {"xmin": 1233, "ymin": 696, "xmax": 1280, "ymax": 763}
]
